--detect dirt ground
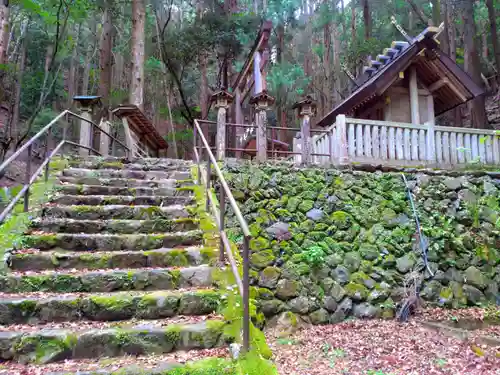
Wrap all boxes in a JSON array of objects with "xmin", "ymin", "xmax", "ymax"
[{"xmin": 268, "ymin": 308, "xmax": 500, "ymax": 375}]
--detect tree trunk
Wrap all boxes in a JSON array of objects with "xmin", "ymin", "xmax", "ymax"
[
  {"xmin": 0, "ymin": 0, "xmax": 9, "ymax": 66},
  {"xmin": 333, "ymin": 14, "xmax": 341, "ymax": 104},
  {"xmin": 362, "ymin": 0, "xmax": 370, "ymax": 41},
  {"xmin": 130, "ymin": 0, "xmax": 145, "ymax": 109},
  {"xmin": 82, "ymin": 20, "xmax": 96, "ymax": 95},
  {"xmin": 486, "ymin": 0, "xmax": 500, "ymax": 82},
  {"xmin": 10, "ymin": 20, "xmax": 26, "ymax": 140},
  {"xmin": 431, "ymin": 0, "xmax": 440, "ymax": 27},
  {"xmin": 67, "ymin": 24, "xmax": 81, "ymax": 108},
  {"xmin": 323, "ymin": 0, "xmax": 332, "ymax": 110},
  {"xmin": 98, "ymin": 2, "xmax": 114, "ymax": 120},
  {"xmin": 351, "ymin": 3, "xmax": 357, "ymax": 73},
  {"xmin": 462, "ymin": 0, "xmax": 489, "ymax": 129}
]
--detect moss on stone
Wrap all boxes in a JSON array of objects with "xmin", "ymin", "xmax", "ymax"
[
  {"xmin": 249, "ymin": 237, "xmax": 270, "ymax": 251},
  {"xmin": 78, "ymin": 253, "xmax": 111, "ymax": 269},
  {"xmin": 163, "ymin": 249, "xmax": 189, "ymax": 267},
  {"xmin": 298, "ymin": 200, "xmax": 314, "ymax": 213},
  {"xmin": 250, "ymin": 250, "xmax": 275, "ymax": 269},
  {"xmin": 90, "ymin": 295, "xmax": 135, "ymax": 311},
  {"xmin": 345, "ymin": 282, "xmax": 369, "ymax": 301}
]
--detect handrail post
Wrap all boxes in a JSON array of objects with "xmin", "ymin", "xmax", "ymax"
[
  {"xmin": 336, "ymin": 114, "xmax": 349, "ymax": 165},
  {"xmin": 24, "ymin": 144, "xmax": 32, "ymax": 212},
  {"xmin": 250, "ymin": 91, "xmax": 275, "ymax": 162},
  {"xmin": 44, "ymin": 127, "xmax": 52, "ymax": 182},
  {"xmin": 293, "ymin": 95, "xmax": 317, "ymax": 165},
  {"xmin": 219, "ymin": 187, "xmax": 226, "ymax": 263},
  {"xmin": 205, "ymin": 157, "xmax": 211, "ymax": 212},
  {"xmin": 242, "ymin": 235, "xmax": 250, "ymax": 353},
  {"xmin": 211, "ymin": 91, "xmax": 234, "ymax": 160}
]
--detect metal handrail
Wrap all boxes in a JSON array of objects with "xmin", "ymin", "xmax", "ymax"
[
  {"xmin": 192, "ymin": 119, "xmax": 251, "ymax": 353},
  {"xmin": 0, "ymin": 109, "xmax": 130, "ymax": 224}
]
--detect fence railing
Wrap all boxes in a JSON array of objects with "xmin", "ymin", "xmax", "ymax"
[
  {"xmin": 307, "ymin": 116, "xmax": 500, "ymax": 167},
  {"xmin": 0, "ymin": 110, "xmax": 130, "ymax": 224},
  {"xmin": 192, "ymin": 119, "xmax": 251, "ymax": 352}
]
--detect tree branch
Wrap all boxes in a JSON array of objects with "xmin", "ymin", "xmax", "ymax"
[{"xmin": 407, "ymin": 0, "xmax": 430, "ymax": 25}]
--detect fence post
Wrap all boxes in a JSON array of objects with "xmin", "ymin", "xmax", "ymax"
[
  {"xmin": 73, "ymin": 96, "xmax": 101, "ymax": 157},
  {"xmin": 336, "ymin": 114, "xmax": 349, "ymax": 165},
  {"xmin": 250, "ymin": 91, "xmax": 275, "ymax": 162},
  {"xmin": 293, "ymin": 134, "xmax": 302, "ymax": 165},
  {"xmin": 211, "ymin": 90, "xmax": 234, "ymax": 161},
  {"xmin": 293, "ymin": 95, "xmax": 317, "ymax": 165},
  {"xmin": 425, "ymin": 121, "xmax": 436, "ymax": 163}
]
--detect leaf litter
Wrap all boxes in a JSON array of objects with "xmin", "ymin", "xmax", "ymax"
[{"xmin": 268, "ymin": 308, "xmax": 500, "ymax": 375}]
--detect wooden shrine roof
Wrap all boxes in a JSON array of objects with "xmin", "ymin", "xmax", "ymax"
[
  {"xmin": 316, "ymin": 27, "xmax": 484, "ymax": 127},
  {"xmin": 112, "ymin": 105, "xmax": 169, "ymax": 151}
]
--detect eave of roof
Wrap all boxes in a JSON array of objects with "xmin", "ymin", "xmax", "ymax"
[{"xmin": 112, "ymin": 105, "xmax": 169, "ymax": 150}]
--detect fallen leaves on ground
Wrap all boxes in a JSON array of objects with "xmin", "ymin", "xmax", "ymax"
[{"xmin": 269, "ymin": 312, "xmax": 499, "ymax": 375}]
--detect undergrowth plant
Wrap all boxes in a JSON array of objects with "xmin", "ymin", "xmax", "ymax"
[
  {"xmin": 301, "ymin": 245, "xmax": 326, "ymax": 268},
  {"xmin": 0, "ymin": 157, "xmax": 68, "ymax": 273}
]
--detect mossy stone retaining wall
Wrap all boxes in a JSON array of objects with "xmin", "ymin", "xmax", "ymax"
[{"xmin": 222, "ymin": 162, "xmax": 500, "ymax": 324}]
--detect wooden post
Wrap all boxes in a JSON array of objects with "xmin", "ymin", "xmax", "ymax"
[
  {"xmin": 336, "ymin": 114, "xmax": 349, "ymax": 165},
  {"xmin": 293, "ymin": 134, "xmax": 302, "ymax": 165},
  {"xmin": 99, "ymin": 119, "xmax": 110, "ymax": 156},
  {"xmin": 122, "ymin": 117, "xmax": 136, "ymax": 158},
  {"xmin": 250, "ymin": 91, "xmax": 275, "ymax": 162},
  {"xmin": 425, "ymin": 95, "xmax": 435, "ymax": 162},
  {"xmin": 293, "ymin": 95, "xmax": 317, "ymax": 165},
  {"xmin": 211, "ymin": 90, "xmax": 234, "ymax": 161},
  {"xmin": 409, "ymin": 65, "xmax": 420, "ymax": 124}
]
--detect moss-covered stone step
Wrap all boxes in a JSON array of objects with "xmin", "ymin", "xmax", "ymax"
[
  {"xmin": 21, "ymin": 231, "xmax": 203, "ymax": 251},
  {"xmin": 58, "ymin": 176, "xmax": 193, "ymax": 188},
  {"xmin": 62, "ymin": 168, "xmax": 191, "ymax": 181},
  {"xmin": 0, "ymin": 265, "xmax": 214, "ymax": 293},
  {"xmin": 0, "ymin": 320, "xmax": 226, "ymax": 364},
  {"xmin": 10, "ymin": 247, "xmax": 218, "ymax": 271},
  {"xmin": 31, "ymin": 218, "xmax": 198, "ymax": 234},
  {"xmin": 0, "ymin": 289, "xmax": 222, "ymax": 324},
  {"xmin": 69, "ymin": 157, "xmax": 193, "ymax": 171},
  {"xmin": 51, "ymin": 194, "xmax": 194, "ymax": 207},
  {"xmin": 55, "ymin": 184, "xmax": 193, "ymax": 197},
  {"xmin": 44, "ymin": 357, "xmax": 234, "ymax": 375},
  {"xmin": 42, "ymin": 205, "xmax": 191, "ymax": 221}
]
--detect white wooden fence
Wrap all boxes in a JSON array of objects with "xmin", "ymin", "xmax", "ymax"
[{"xmin": 298, "ymin": 115, "xmax": 500, "ymax": 168}]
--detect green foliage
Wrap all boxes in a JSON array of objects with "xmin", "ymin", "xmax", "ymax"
[{"xmin": 300, "ymin": 245, "xmax": 325, "ymax": 268}]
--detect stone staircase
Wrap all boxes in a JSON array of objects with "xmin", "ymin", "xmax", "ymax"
[{"xmin": 0, "ymin": 157, "xmax": 228, "ymax": 371}]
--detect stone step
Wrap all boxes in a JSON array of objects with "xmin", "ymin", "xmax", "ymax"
[
  {"xmin": 10, "ymin": 247, "xmax": 218, "ymax": 271},
  {"xmin": 0, "ymin": 289, "xmax": 222, "ymax": 324},
  {"xmin": 58, "ymin": 176, "xmax": 194, "ymax": 188},
  {"xmin": 62, "ymin": 168, "xmax": 191, "ymax": 181},
  {"xmin": 37, "ymin": 355, "xmax": 231, "ymax": 375},
  {"xmin": 69, "ymin": 157, "xmax": 193, "ymax": 171},
  {"xmin": 42, "ymin": 204, "xmax": 191, "ymax": 221},
  {"xmin": 0, "ymin": 265, "xmax": 213, "ymax": 293},
  {"xmin": 0, "ymin": 319, "xmax": 226, "ymax": 364},
  {"xmin": 51, "ymin": 194, "xmax": 194, "ymax": 207},
  {"xmin": 31, "ymin": 218, "xmax": 198, "ymax": 234},
  {"xmin": 21, "ymin": 231, "xmax": 203, "ymax": 251},
  {"xmin": 55, "ymin": 184, "xmax": 193, "ymax": 197}
]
